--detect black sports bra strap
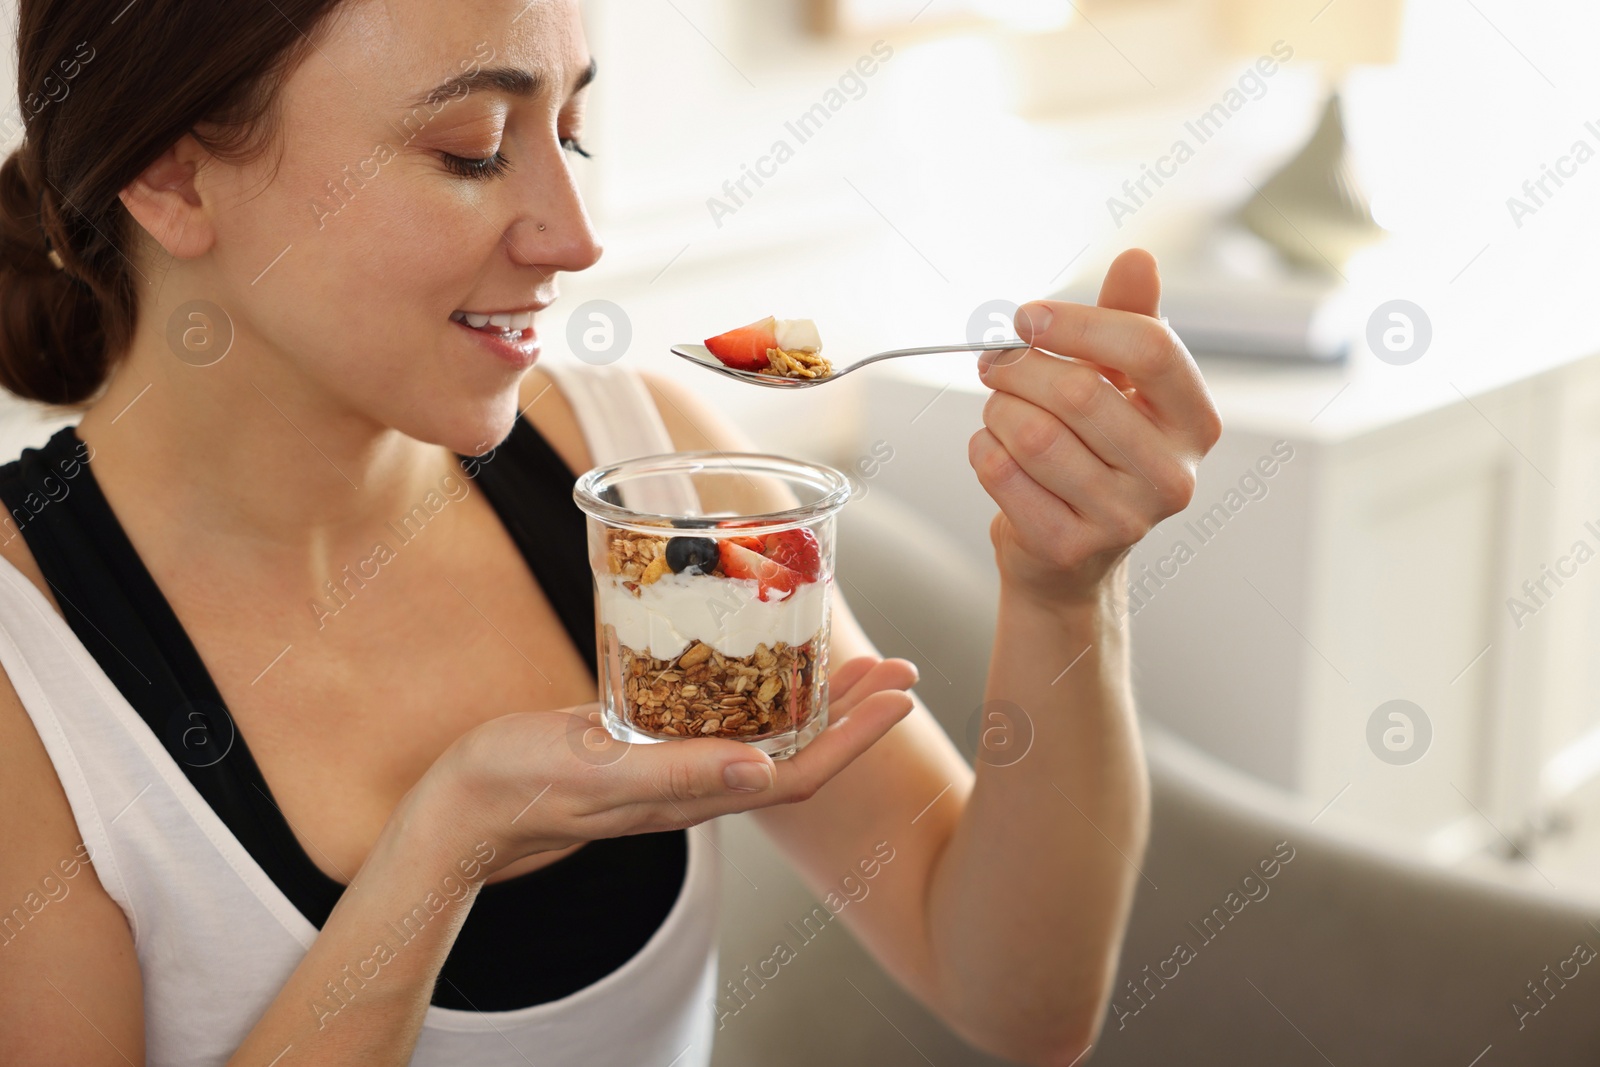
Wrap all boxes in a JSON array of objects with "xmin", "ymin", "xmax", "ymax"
[
  {"xmin": 461, "ymin": 415, "xmax": 599, "ymax": 675},
  {"xmin": 0, "ymin": 418, "xmax": 684, "ymax": 1011}
]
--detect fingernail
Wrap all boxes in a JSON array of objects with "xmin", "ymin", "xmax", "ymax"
[
  {"xmin": 724, "ymin": 761, "xmax": 774, "ymax": 793},
  {"xmin": 1018, "ymin": 302, "xmax": 1053, "ymax": 339}
]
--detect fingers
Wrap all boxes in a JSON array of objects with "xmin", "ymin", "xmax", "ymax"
[
  {"xmin": 860, "ymin": 656, "xmax": 919, "ymax": 695},
  {"xmin": 827, "ymin": 655, "xmax": 919, "ymax": 714},
  {"xmin": 968, "ymin": 425, "xmax": 1100, "ymax": 563},
  {"xmin": 979, "ymin": 350, "xmax": 1161, "ymax": 475},
  {"xmin": 1004, "ymin": 251, "xmax": 1219, "ymax": 450},
  {"xmin": 980, "ymin": 390, "xmax": 1120, "ymax": 500},
  {"xmin": 978, "ymin": 358, "xmax": 1198, "ymax": 520},
  {"xmin": 825, "ymin": 655, "xmax": 881, "ymax": 702},
  {"xmin": 611, "ymin": 733, "xmax": 778, "ymax": 806},
  {"xmin": 1010, "ymin": 305, "xmax": 1200, "ymax": 437},
  {"xmin": 626, "ymin": 672, "xmax": 916, "ymax": 828},
  {"xmin": 574, "ymin": 654, "xmax": 915, "ymax": 826},
  {"xmin": 467, "ymin": 682, "xmax": 915, "ymax": 855},
  {"xmin": 764, "ymin": 687, "xmax": 915, "ymax": 805}
]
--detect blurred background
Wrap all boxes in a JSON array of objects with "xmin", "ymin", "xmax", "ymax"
[{"xmin": 7, "ymin": 0, "xmax": 1600, "ymax": 1062}]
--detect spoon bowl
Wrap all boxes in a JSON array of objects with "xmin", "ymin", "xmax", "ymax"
[{"xmin": 670, "ymin": 339, "xmax": 1033, "ymax": 389}]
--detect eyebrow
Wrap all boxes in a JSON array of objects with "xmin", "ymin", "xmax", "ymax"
[{"xmin": 409, "ymin": 57, "xmax": 598, "ymax": 111}]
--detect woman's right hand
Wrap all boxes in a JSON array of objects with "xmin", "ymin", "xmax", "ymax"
[{"xmin": 419, "ymin": 654, "xmax": 919, "ymax": 881}]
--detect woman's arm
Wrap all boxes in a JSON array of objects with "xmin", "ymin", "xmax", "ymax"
[
  {"xmin": 899, "ymin": 251, "xmax": 1207, "ymax": 1061},
  {"xmin": 222, "ymin": 783, "xmax": 488, "ymax": 1065},
  {"xmin": 1, "ymin": 666, "xmax": 917, "ymax": 1065},
  {"xmin": 919, "ymin": 574, "xmax": 1143, "ymax": 1061},
  {"xmin": 0, "ymin": 664, "xmax": 146, "ymax": 1065},
  {"xmin": 0, "ymin": 642, "xmax": 490, "ymax": 1067},
  {"xmin": 641, "ymin": 248, "xmax": 1219, "ymax": 1066}
]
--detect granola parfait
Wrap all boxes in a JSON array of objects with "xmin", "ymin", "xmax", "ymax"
[
  {"xmin": 703, "ymin": 316, "xmax": 834, "ymax": 381},
  {"xmin": 573, "ymin": 452, "xmax": 853, "ymax": 759}
]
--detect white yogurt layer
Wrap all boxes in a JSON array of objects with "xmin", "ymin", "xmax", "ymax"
[
  {"xmin": 774, "ymin": 318, "xmax": 822, "ymax": 353},
  {"xmin": 598, "ymin": 570, "xmax": 827, "ymax": 660}
]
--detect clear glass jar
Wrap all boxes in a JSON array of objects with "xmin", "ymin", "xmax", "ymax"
[{"xmin": 573, "ymin": 452, "xmax": 853, "ymax": 760}]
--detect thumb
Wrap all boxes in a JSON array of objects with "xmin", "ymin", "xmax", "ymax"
[
  {"xmin": 622, "ymin": 737, "xmax": 778, "ymax": 802},
  {"xmin": 1098, "ymin": 248, "xmax": 1162, "ymax": 318},
  {"xmin": 1066, "ymin": 248, "xmax": 1162, "ymax": 394}
]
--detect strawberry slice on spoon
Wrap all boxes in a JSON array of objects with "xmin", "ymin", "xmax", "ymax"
[{"xmin": 704, "ymin": 317, "xmax": 778, "ymax": 372}]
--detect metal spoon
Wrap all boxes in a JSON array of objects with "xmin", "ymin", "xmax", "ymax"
[{"xmin": 669, "ymin": 339, "xmax": 1033, "ymax": 389}]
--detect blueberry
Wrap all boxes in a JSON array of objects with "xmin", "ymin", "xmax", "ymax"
[{"xmin": 666, "ymin": 536, "xmax": 719, "ymax": 575}]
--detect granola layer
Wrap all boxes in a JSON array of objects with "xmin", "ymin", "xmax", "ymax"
[
  {"xmin": 611, "ymin": 627, "xmax": 818, "ymax": 740},
  {"xmin": 605, "ymin": 522, "xmax": 682, "ymax": 592},
  {"xmin": 759, "ymin": 347, "xmax": 832, "ymax": 380}
]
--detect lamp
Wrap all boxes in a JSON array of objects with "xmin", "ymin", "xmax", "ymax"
[{"xmin": 1220, "ymin": 0, "xmax": 1407, "ymax": 272}]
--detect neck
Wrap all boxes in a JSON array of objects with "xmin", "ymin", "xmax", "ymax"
[{"xmin": 75, "ymin": 320, "xmax": 463, "ymax": 565}]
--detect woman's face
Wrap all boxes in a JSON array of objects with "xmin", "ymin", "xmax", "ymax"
[{"xmin": 189, "ymin": 0, "xmax": 601, "ymax": 455}]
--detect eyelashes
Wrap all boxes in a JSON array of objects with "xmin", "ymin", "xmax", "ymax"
[
  {"xmin": 441, "ymin": 150, "xmax": 512, "ymax": 180},
  {"xmin": 439, "ymin": 138, "xmax": 593, "ymax": 180}
]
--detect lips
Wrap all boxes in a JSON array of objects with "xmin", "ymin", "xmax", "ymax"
[{"xmin": 451, "ymin": 309, "xmax": 540, "ymax": 369}]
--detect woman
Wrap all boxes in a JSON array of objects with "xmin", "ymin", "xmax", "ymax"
[{"xmin": 0, "ymin": 1, "xmax": 1221, "ymax": 1064}]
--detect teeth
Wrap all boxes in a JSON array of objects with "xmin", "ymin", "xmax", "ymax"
[{"xmin": 453, "ymin": 309, "xmax": 537, "ymax": 333}]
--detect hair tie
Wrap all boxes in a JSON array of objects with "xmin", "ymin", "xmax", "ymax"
[
  {"xmin": 37, "ymin": 185, "xmax": 64, "ymax": 270},
  {"xmin": 36, "ymin": 183, "xmax": 94, "ymax": 294}
]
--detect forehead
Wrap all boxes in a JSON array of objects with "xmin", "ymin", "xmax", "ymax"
[{"xmin": 314, "ymin": 0, "xmax": 590, "ymax": 104}]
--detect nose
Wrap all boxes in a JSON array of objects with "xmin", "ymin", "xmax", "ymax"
[{"xmin": 504, "ymin": 142, "xmax": 604, "ymax": 276}]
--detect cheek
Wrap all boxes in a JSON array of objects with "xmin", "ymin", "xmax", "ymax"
[
  {"xmin": 209, "ymin": 151, "xmax": 491, "ymax": 373},
  {"xmin": 339, "ymin": 168, "xmax": 489, "ymax": 288},
  {"xmin": 192, "ymin": 85, "xmax": 529, "ymax": 446}
]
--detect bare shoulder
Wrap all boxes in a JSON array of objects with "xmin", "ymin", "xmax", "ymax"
[
  {"xmin": 636, "ymin": 369, "xmax": 807, "ymax": 515},
  {"xmin": 0, "ymin": 579, "xmax": 144, "ymax": 1058},
  {"xmin": 636, "ymin": 369, "xmax": 760, "ymax": 454},
  {"xmin": 523, "ymin": 361, "xmax": 771, "ymax": 489},
  {"xmin": 517, "ymin": 364, "xmax": 595, "ymax": 476}
]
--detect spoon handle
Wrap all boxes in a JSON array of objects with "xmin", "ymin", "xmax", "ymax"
[{"xmin": 854, "ymin": 338, "xmax": 1031, "ymax": 372}]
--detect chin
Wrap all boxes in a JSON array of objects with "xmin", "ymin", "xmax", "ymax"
[{"xmin": 390, "ymin": 384, "xmax": 526, "ymax": 459}]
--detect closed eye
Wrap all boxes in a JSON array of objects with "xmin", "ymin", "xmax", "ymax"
[
  {"xmin": 440, "ymin": 138, "xmax": 590, "ymax": 180},
  {"xmin": 440, "ymin": 150, "xmax": 511, "ymax": 180}
]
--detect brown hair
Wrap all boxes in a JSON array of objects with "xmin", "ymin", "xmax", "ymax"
[{"xmin": 0, "ymin": 0, "xmax": 351, "ymax": 407}]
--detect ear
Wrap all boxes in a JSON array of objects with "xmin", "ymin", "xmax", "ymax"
[{"xmin": 118, "ymin": 133, "xmax": 214, "ymax": 259}]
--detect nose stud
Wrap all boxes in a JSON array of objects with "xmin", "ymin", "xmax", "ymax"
[{"xmin": 537, "ymin": 222, "xmax": 546, "ymax": 231}]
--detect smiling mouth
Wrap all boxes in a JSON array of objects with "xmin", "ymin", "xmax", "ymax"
[{"xmin": 450, "ymin": 309, "xmax": 537, "ymax": 339}]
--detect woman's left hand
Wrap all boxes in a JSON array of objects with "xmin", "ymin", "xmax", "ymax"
[{"xmin": 969, "ymin": 248, "xmax": 1223, "ymax": 609}]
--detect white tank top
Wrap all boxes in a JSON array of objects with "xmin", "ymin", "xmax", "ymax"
[{"xmin": 0, "ymin": 359, "xmax": 722, "ymax": 1067}]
